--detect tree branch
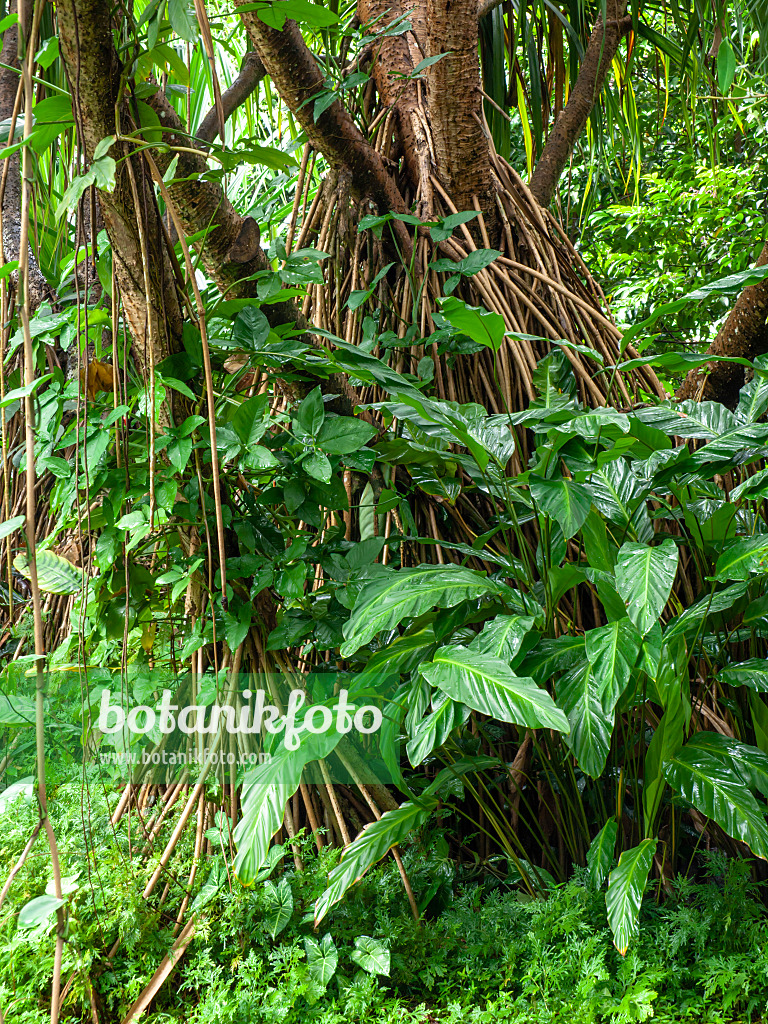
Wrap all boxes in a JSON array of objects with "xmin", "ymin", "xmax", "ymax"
[
  {"xmin": 196, "ymin": 51, "xmax": 265, "ymax": 148},
  {"xmin": 529, "ymin": 6, "xmax": 631, "ymax": 209}
]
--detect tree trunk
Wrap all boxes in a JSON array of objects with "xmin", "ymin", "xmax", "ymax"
[{"xmin": 677, "ymin": 240, "xmax": 768, "ymax": 407}]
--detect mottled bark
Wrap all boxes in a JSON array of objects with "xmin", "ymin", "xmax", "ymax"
[
  {"xmin": 57, "ymin": 0, "xmax": 184, "ymax": 373},
  {"xmin": 424, "ymin": 0, "xmax": 495, "ymax": 223},
  {"xmin": 677, "ymin": 240, "xmax": 768, "ymax": 408},
  {"xmin": 233, "ymin": 1, "xmax": 408, "ymax": 221},
  {"xmin": 530, "ymin": 4, "xmax": 630, "ymax": 209},
  {"xmin": 0, "ymin": 0, "xmax": 49, "ymax": 310}
]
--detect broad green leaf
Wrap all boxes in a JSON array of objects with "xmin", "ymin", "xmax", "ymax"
[
  {"xmin": 263, "ymin": 877, "xmax": 293, "ymax": 938},
  {"xmin": 341, "ymin": 565, "xmax": 505, "ymax": 657},
  {"xmin": 0, "ymin": 515, "xmax": 24, "ymax": 539},
  {"xmin": 351, "ymin": 935, "xmax": 390, "ymax": 976},
  {"xmin": 406, "ymin": 693, "xmax": 469, "ymax": 767},
  {"xmin": 633, "ymin": 400, "xmax": 737, "ymax": 441},
  {"xmin": 719, "ymin": 659, "xmax": 768, "ymax": 691},
  {"xmin": 467, "ymin": 614, "xmax": 535, "ymax": 662},
  {"xmin": 18, "ymin": 894, "xmax": 64, "ymax": 930},
  {"xmin": 588, "ymin": 460, "xmax": 652, "ymax": 543},
  {"xmin": 681, "ymin": 732, "xmax": 768, "ymax": 798},
  {"xmin": 304, "ymin": 934, "xmax": 338, "ymax": 987},
  {"xmin": 606, "ymin": 839, "xmax": 657, "ymax": 954},
  {"xmin": 664, "ymin": 582, "xmax": 750, "ymax": 641},
  {"xmin": 231, "ymin": 393, "xmax": 270, "ymax": 446},
  {"xmin": 190, "ymin": 862, "xmax": 226, "ymax": 913},
  {"xmin": 643, "ymin": 688, "xmax": 685, "ymax": 830},
  {"xmin": 296, "ymin": 386, "xmax": 324, "ymax": 437},
  {"xmin": 615, "ymin": 540, "xmax": 679, "ymax": 634},
  {"xmin": 557, "ymin": 662, "xmax": 612, "ymax": 778},
  {"xmin": 663, "ymin": 746, "xmax": 768, "ymax": 859},
  {"xmin": 714, "ymin": 536, "xmax": 768, "ymax": 581},
  {"xmin": 315, "ymin": 795, "xmax": 439, "ymax": 923},
  {"xmin": 587, "ymin": 818, "xmax": 618, "ymax": 889},
  {"xmin": 717, "ymin": 39, "xmax": 736, "ymax": 93},
  {"xmin": 0, "ymin": 778, "xmax": 33, "ymax": 814},
  {"xmin": 13, "ymin": 550, "xmax": 82, "ymax": 594},
  {"xmin": 421, "ymin": 645, "xmax": 569, "ymax": 732},
  {"xmin": 585, "ymin": 618, "xmax": 641, "ymax": 713},
  {"xmin": 303, "ymin": 450, "xmax": 332, "ymax": 483},
  {"xmin": 167, "ymin": 0, "xmax": 198, "ymax": 40},
  {"xmin": 732, "ymin": 468, "xmax": 768, "ymax": 502},
  {"xmin": 438, "ymin": 296, "xmax": 505, "ymax": 353},
  {"xmin": 316, "ymin": 416, "xmax": 376, "ymax": 455},
  {"xmin": 0, "ymin": 693, "xmax": 35, "ymax": 726},
  {"xmin": 530, "ymin": 476, "xmax": 591, "ymax": 539}
]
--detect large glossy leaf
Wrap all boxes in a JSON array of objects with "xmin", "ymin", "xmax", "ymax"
[
  {"xmin": 530, "ymin": 476, "xmax": 591, "ymax": 539},
  {"xmin": 341, "ymin": 565, "xmax": 505, "ymax": 656},
  {"xmin": 406, "ymin": 693, "xmax": 470, "ymax": 767},
  {"xmin": 585, "ymin": 618, "xmax": 641, "ymax": 713},
  {"xmin": 304, "ymin": 934, "xmax": 338, "ymax": 988},
  {"xmin": 663, "ymin": 746, "xmax": 768, "ymax": 859},
  {"xmin": 421, "ymin": 645, "xmax": 569, "ymax": 732},
  {"xmin": 681, "ymin": 732, "xmax": 768, "ymax": 798},
  {"xmin": 13, "ymin": 550, "xmax": 82, "ymax": 594},
  {"xmin": 634, "ymin": 400, "xmax": 737, "ymax": 440},
  {"xmin": 664, "ymin": 582, "xmax": 750, "ymax": 641},
  {"xmin": 467, "ymin": 614, "xmax": 536, "ymax": 661},
  {"xmin": 615, "ymin": 540, "xmax": 679, "ymax": 634},
  {"xmin": 606, "ymin": 839, "xmax": 657, "ymax": 954},
  {"xmin": 586, "ymin": 818, "xmax": 618, "ymax": 889},
  {"xmin": 714, "ymin": 536, "xmax": 768, "ymax": 581},
  {"xmin": 557, "ymin": 662, "xmax": 612, "ymax": 778},
  {"xmin": 351, "ymin": 935, "xmax": 390, "ymax": 976},
  {"xmin": 263, "ymin": 877, "xmax": 293, "ymax": 938},
  {"xmin": 643, "ymin": 688, "xmax": 686, "ymax": 830},
  {"xmin": 588, "ymin": 461, "xmax": 652, "ymax": 543},
  {"xmin": 0, "ymin": 693, "xmax": 35, "ymax": 726},
  {"xmin": 719, "ymin": 660, "xmax": 768, "ymax": 691},
  {"xmin": 314, "ymin": 795, "xmax": 439, "ymax": 923}
]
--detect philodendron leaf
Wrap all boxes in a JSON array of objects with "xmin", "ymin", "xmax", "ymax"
[
  {"xmin": 714, "ymin": 535, "xmax": 768, "ymax": 581},
  {"xmin": 406, "ymin": 693, "xmax": 469, "ymax": 767},
  {"xmin": 663, "ymin": 745, "xmax": 768, "ymax": 859},
  {"xmin": 304, "ymin": 933, "xmax": 338, "ymax": 987},
  {"xmin": 263, "ymin": 877, "xmax": 293, "ymax": 938},
  {"xmin": 606, "ymin": 839, "xmax": 657, "ymax": 954},
  {"xmin": 585, "ymin": 618, "xmax": 641, "ymax": 713},
  {"xmin": 530, "ymin": 476, "xmax": 592, "ymax": 539},
  {"xmin": 557, "ymin": 662, "xmax": 612, "ymax": 778},
  {"xmin": 341, "ymin": 564, "xmax": 506, "ymax": 657},
  {"xmin": 315, "ymin": 795, "xmax": 439, "ymax": 924},
  {"xmin": 421, "ymin": 645, "xmax": 569, "ymax": 732},
  {"xmin": 615, "ymin": 540, "xmax": 678, "ymax": 634},
  {"xmin": 586, "ymin": 818, "xmax": 618, "ymax": 890},
  {"xmin": 17, "ymin": 894, "xmax": 64, "ymax": 930},
  {"xmin": 351, "ymin": 935, "xmax": 390, "ymax": 976}
]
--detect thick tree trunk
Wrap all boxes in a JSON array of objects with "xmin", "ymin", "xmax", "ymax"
[
  {"xmin": 424, "ymin": 0, "xmax": 495, "ymax": 222},
  {"xmin": 57, "ymin": 0, "xmax": 184, "ymax": 373},
  {"xmin": 0, "ymin": 0, "xmax": 49, "ymax": 310},
  {"xmin": 530, "ymin": 3, "xmax": 630, "ymax": 209},
  {"xmin": 677, "ymin": 240, "xmax": 768, "ymax": 407}
]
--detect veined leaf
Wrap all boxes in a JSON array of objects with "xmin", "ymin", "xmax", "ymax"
[
  {"xmin": 421, "ymin": 645, "xmax": 569, "ymax": 732},
  {"xmin": 530, "ymin": 476, "xmax": 591, "ymax": 539},
  {"xmin": 664, "ymin": 582, "xmax": 750, "ymax": 641},
  {"xmin": 406, "ymin": 693, "xmax": 469, "ymax": 767},
  {"xmin": 587, "ymin": 818, "xmax": 618, "ymax": 889},
  {"xmin": 351, "ymin": 935, "xmax": 390, "ymax": 976},
  {"xmin": 304, "ymin": 934, "xmax": 338, "ymax": 987},
  {"xmin": 467, "ymin": 614, "xmax": 535, "ymax": 661},
  {"xmin": 615, "ymin": 540, "xmax": 679, "ymax": 634},
  {"xmin": 585, "ymin": 618, "xmax": 641, "ymax": 713},
  {"xmin": 714, "ymin": 535, "xmax": 768, "ymax": 581},
  {"xmin": 718, "ymin": 660, "xmax": 768, "ymax": 691},
  {"xmin": 557, "ymin": 662, "xmax": 612, "ymax": 778},
  {"xmin": 13, "ymin": 550, "xmax": 82, "ymax": 594},
  {"xmin": 606, "ymin": 839, "xmax": 657, "ymax": 954},
  {"xmin": 263, "ymin": 877, "xmax": 293, "ymax": 938},
  {"xmin": 341, "ymin": 565, "xmax": 506, "ymax": 657}
]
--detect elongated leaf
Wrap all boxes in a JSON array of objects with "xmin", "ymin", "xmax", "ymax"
[
  {"xmin": 606, "ymin": 839, "xmax": 657, "ymax": 954},
  {"xmin": 263, "ymin": 877, "xmax": 293, "ymax": 938},
  {"xmin": 438, "ymin": 296, "xmax": 505, "ymax": 353},
  {"xmin": 587, "ymin": 818, "xmax": 618, "ymax": 889},
  {"xmin": 557, "ymin": 662, "xmax": 612, "ymax": 778},
  {"xmin": 615, "ymin": 540, "xmax": 679, "ymax": 634},
  {"xmin": 406, "ymin": 693, "xmax": 469, "ymax": 767},
  {"xmin": 341, "ymin": 565, "xmax": 505, "ymax": 657},
  {"xmin": 664, "ymin": 582, "xmax": 750, "ymax": 641},
  {"xmin": 715, "ymin": 536, "xmax": 768, "ymax": 581},
  {"xmin": 663, "ymin": 746, "xmax": 768, "ymax": 859},
  {"xmin": 314, "ymin": 795, "xmax": 439, "ymax": 923},
  {"xmin": 304, "ymin": 934, "xmax": 338, "ymax": 987},
  {"xmin": 421, "ymin": 645, "xmax": 569, "ymax": 732},
  {"xmin": 719, "ymin": 660, "xmax": 768, "ymax": 691},
  {"xmin": 585, "ymin": 618, "xmax": 641, "ymax": 713},
  {"xmin": 0, "ymin": 515, "xmax": 24, "ymax": 540},
  {"xmin": 0, "ymin": 693, "xmax": 35, "ymax": 726},
  {"xmin": 681, "ymin": 732, "xmax": 768, "ymax": 798},
  {"xmin": 530, "ymin": 476, "xmax": 591, "ymax": 539},
  {"xmin": 18, "ymin": 894, "xmax": 64, "ymax": 930},
  {"xmin": 467, "ymin": 614, "xmax": 535, "ymax": 661},
  {"xmin": 13, "ymin": 550, "xmax": 82, "ymax": 594}
]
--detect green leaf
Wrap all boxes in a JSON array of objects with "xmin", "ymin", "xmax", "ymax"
[
  {"xmin": 0, "ymin": 778, "xmax": 33, "ymax": 814},
  {"xmin": 643, "ymin": 688, "xmax": 686, "ymax": 830},
  {"xmin": 664, "ymin": 582, "xmax": 750, "ymax": 641},
  {"xmin": 296, "ymin": 386, "xmax": 325, "ymax": 437},
  {"xmin": 18, "ymin": 894, "xmax": 64, "ymax": 930},
  {"xmin": 606, "ymin": 839, "xmax": 657, "ymax": 954},
  {"xmin": 304, "ymin": 934, "xmax": 338, "ymax": 987},
  {"xmin": 34, "ymin": 37, "xmax": 59, "ymax": 69},
  {"xmin": 467, "ymin": 614, "xmax": 535, "ymax": 661},
  {"xmin": 0, "ymin": 515, "xmax": 24, "ymax": 539},
  {"xmin": 615, "ymin": 540, "xmax": 678, "ymax": 634},
  {"xmin": 303, "ymin": 451, "xmax": 332, "ymax": 483},
  {"xmin": 406, "ymin": 693, "xmax": 469, "ymax": 767},
  {"xmin": 245, "ymin": 0, "xmax": 340, "ymax": 29},
  {"xmin": 717, "ymin": 39, "xmax": 736, "ymax": 93},
  {"xmin": 190, "ymin": 862, "xmax": 226, "ymax": 913},
  {"xmin": 587, "ymin": 818, "xmax": 618, "ymax": 890},
  {"xmin": 421, "ymin": 645, "xmax": 569, "ymax": 732},
  {"xmin": 315, "ymin": 795, "xmax": 439, "ymax": 923},
  {"xmin": 263, "ymin": 877, "xmax": 293, "ymax": 938},
  {"xmin": 13, "ymin": 550, "xmax": 82, "ymax": 594},
  {"xmin": 585, "ymin": 618, "xmax": 641, "ymax": 713},
  {"xmin": 714, "ymin": 536, "xmax": 768, "ymax": 581},
  {"xmin": 530, "ymin": 476, "xmax": 592, "ymax": 539},
  {"xmin": 0, "ymin": 693, "xmax": 35, "ymax": 726},
  {"xmin": 167, "ymin": 0, "xmax": 198, "ymax": 40},
  {"xmin": 557, "ymin": 662, "xmax": 612, "ymax": 778},
  {"xmin": 231, "ymin": 393, "xmax": 270, "ymax": 447},
  {"xmin": 719, "ymin": 659, "xmax": 768, "ymax": 691},
  {"xmin": 438, "ymin": 296, "xmax": 505, "ymax": 353},
  {"xmin": 663, "ymin": 745, "xmax": 768, "ymax": 859},
  {"xmin": 316, "ymin": 417, "xmax": 376, "ymax": 455},
  {"xmin": 341, "ymin": 564, "xmax": 505, "ymax": 657},
  {"xmin": 351, "ymin": 935, "xmax": 390, "ymax": 977}
]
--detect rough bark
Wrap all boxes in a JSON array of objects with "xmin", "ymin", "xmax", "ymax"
[
  {"xmin": 677, "ymin": 240, "xmax": 768, "ymax": 408},
  {"xmin": 233, "ymin": 2, "xmax": 409, "ymax": 221},
  {"xmin": 424, "ymin": 0, "xmax": 495, "ymax": 223},
  {"xmin": 57, "ymin": 0, "xmax": 184, "ymax": 373},
  {"xmin": 196, "ymin": 51, "xmax": 265, "ymax": 148},
  {"xmin": 529, "ymin": 4, "xmax": 630, "ymax": 209},
  {"xmin": 0, "ymin": 0, "xmax": 50, "ymax": 310}
]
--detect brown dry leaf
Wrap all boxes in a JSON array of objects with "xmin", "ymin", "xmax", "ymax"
[{"xmin": 80, "ymin": 360, "xmax": 115, "ymax": 399}]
